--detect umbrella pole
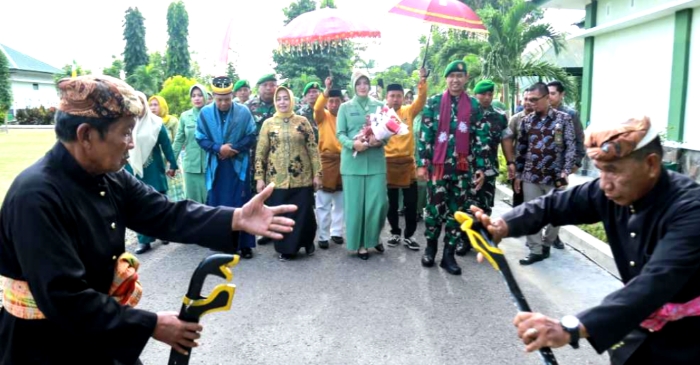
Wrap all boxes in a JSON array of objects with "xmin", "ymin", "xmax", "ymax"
[{"xmin": 421, "ymin": 25, "xmax": 434, "ymax": 70}]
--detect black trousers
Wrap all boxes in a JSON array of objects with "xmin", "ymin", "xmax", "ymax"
[
  {"xmin": 511, "ymin": 179, "xmax": 524, "ymax": 207},
  {"xmin": 388, "ymin": 182, "xmax": 418, "ymax": 238}
]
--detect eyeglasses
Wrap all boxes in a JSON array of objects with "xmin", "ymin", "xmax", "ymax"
[{"xmin": 524, "ymin": 95, "xmax": 547, "ymax": 103}]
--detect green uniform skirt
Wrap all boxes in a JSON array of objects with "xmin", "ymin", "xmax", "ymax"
[
  {"xmin": 342, "ymin": 174, "xmax": 388, "ymax": 251},
  {"xmin": 184, "ymin": 172, "xmax": 207, "ymax": 204}
]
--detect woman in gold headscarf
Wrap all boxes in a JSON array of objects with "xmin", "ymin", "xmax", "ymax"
[
  {"xmin": 149, "ymin": 95, "xmax": 185, "ymax": 202},
  {"xmin": 255, "ymin": 86, "xmax": 322, "ymax": 261}
]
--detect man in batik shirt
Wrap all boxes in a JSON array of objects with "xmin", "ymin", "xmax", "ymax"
[
  {"xmin": 416, "ymin": 60, "xmax": 482, "ymax": 276},
  {"xmin": 514, "ymin": 82, "xmax": 577, "ymax": 265}
]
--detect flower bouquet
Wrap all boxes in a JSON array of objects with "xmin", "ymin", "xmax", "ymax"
[{"xmin": 353, "ymin": 106, "xmax": 409, "ymax": 157}]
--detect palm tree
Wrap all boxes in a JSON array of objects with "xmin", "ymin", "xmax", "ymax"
[
  {"xmin": 479, "ymin": 0, "xmax": 575, "ymax": 110},
  {"xmin": 127, "ymin": 64, "xmax": 160, "ymax": 97}
]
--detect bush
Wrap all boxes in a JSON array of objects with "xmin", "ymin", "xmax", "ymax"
[
  {"xmin": 14, "ymin": 106, "xmax": 55, "ymax": 125},
  {"xmin": 579, "ymin": 222, "xmax": 607, "ymax": 243},
  {"xmin": 497, "ymin": 149, "xmax": 509, "ymax": 185}
]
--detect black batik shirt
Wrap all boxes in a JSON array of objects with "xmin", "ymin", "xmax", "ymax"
[
  {"xmin": 0, "ymin": 142, "xmax": 237, "ymax": 365},
  {"xmin": 502, "ymin": 170, "xmax": 700, "ymax": 364}
]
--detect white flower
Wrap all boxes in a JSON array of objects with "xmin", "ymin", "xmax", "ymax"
[
  {"xmin": 438, "ymin": 131, "xmax": 448, "ymax": 143},
  {"xmin": 458, "ymin": 121, "xmax": 468, "ymax": 133}
]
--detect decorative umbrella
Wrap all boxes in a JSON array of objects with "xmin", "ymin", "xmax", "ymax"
[
  {"xmin": 277, "ymin": 8, "xmax": 381, "ymax": 53},
  {"xmin": 389, "ymin": 0, "xmax": 488, "ymax": 69}
]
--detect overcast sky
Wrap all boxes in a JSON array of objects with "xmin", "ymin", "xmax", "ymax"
[{"xmin": 1, "ymin": 0, "xmax": 583, "ymax": 81}]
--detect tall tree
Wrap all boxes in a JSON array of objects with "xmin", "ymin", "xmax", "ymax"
[
  {"xmin": 165, "ymin": 1, "xmax": 191, "ymax": 78},
  {"xmin": 273, "ymin": 0, "xmax": 354, "ymax": 91},
  {"xmin": 148, "ymin": 52, "xmax": 167, "ymax": 87},
  {"xmin": 0, "ymin": 50, "xmax": 11, "ymax": 123},
  {"xmin": 226, "ymin": 62, "xmax": 239, "ymax": 84},
  {"xmin": 102, "ymin": 56, "xmax": 124, "ymax": 78},
  {"xmin": 122, "ymin": 7, "xmax": 148, "ymax": 77}
]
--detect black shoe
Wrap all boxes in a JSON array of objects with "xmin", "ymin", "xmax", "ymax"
[
  {"xmin": 358, "ymin": 250, "xmax": 369, "ymax": 260},
  {"xmin": 439, "ymin": 242, "xmax": 462, "ymax": 275},
  {"xmin": 306, "ymin": 244, "xmax": 316, "ymax": 256},
  {"xmin": 455, "ymin": 241, "xmax": 471, "ymax": 256},
  {"xmin": 258, "ymin": 237, "xmax": 271, "ymax": 245},
  {"xmin": 519, "ymin": 253, "xmax": 546, "ymax": 265},
  {"xmin": 318, "ymin": 240, "xmax": 330, "ymax": 249},
  {"xmin": 552, "ymin": 237, "xmax": 565, "ymax": 249},
  {"xmin": 331, "ymin": 236, "xmax": 344, "ymax": 245},
  {"xmin": 161, "ymin": 240, "xmax": 170, "ymax": 245},
  {"xmin": 421, "ymin": 240, "xmax": 438, "ymax": 267},
  {"xmin": 542, "ymin": 246, "xmax": 551, "ymax": 258},
  {"xmin": 375, "ymin": 243, "xmax": 385, "ymax": 253},
  {"xmin": 403, "ymin": 237, "xmax": 420, "ymax": 251},
  {"xmin": 456, "ymin": 233, "xmax": 471, "ymax": 256},
  {"xmin": 241, "ymin": 247, "xmax": 253, "ymax": 259},
  {"xmin": 279, "ymin": 254, "xmax": 293, "ymax": 261},
  {"xmin": 135, "ymin": 243, "xmax": 151, "ymax": 254},
  {"xmin": 387, "ymin": 235, "xmax": 401, "ymax": 247}
]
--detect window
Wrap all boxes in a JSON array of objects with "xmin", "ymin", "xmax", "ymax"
[{"xmin": 32, "ymin": 83, "xmax": 39, "ymax": 90}]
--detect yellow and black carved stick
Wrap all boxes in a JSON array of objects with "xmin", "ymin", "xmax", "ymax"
[
  {"xmin": 168, "ymin": 254, "xmax": 240, "ymax": 365},
  {"xmin": 455, "ymin": 211, "xmax": 559, "ymax": 365}
]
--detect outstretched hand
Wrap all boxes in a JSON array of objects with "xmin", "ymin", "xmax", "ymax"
[{"xmin": 232, "ymin": 183, "xmax": 297, "ymax": 240}]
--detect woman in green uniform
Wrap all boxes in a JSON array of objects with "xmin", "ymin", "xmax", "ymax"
[
  {"xmin": 336, "ymin": 70, "xmax": 388, "ymax": 260},
  {"xmin": 172, "ymin": 84, "xmax": 209, "ymax": 203}
]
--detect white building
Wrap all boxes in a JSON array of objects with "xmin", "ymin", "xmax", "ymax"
[
  {"xmin": 536, "ymin": 0, "xmax": 700, "ymax": 181},
  {"xmin": 1, "ymin": 43, "xmax": 62, "ymax": 114}
]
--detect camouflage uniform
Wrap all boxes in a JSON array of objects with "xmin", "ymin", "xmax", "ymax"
[
  {"xmin": 295, "ymin": 102, "xmax": 319, "ymax": 143},
  {"xmin": 470, "ymin": 105, "xmax": 510, "ymax": 214},
  {"xmin": 245, "ymin": 97, "xmax": 276, "ymax": 135},
  {"xmin": 245, "ymin": 97, "xmax": 275, "ymax": 193},
  {"xmin": 417, "ymin": 94, "xmax": 482, "ymax": 246}
]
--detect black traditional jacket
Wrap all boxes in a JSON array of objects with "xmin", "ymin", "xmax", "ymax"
[
  {"xmin": 0, "ymin": 142, "xmax": 237, "ymax": 365},
  {"xmin": 502, "ymin": 169, "xmax": 700, "ymax": 365}
]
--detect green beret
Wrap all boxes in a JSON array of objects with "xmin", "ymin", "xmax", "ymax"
[
  {"xmin": 303, "ymin": 82, "xmax": 321, "ymax": 96},
  {"xmin": 443, "ymin": 60, "xmax": 467, "ymax": 78},
  {"xmin": 256, "ymin": 73, "xmax": 277, "ymax": 86},
  {"xmin": 233, "ymin": 80, "xmax": 250, "ymax": 92},
  {"xmin": 474, "ymin": 79, "xmax": 496, "ymax": 94}
]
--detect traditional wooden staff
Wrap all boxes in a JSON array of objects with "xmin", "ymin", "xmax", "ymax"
[
  {"xmin": 168, "ymin": 254, "xmax": 239, "ymax": 365},
  {"xmin": 455, "ymin": 211, "xmax": 559, "ymax": 365}
]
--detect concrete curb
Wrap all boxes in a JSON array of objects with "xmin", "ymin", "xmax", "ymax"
[
  {"xmin": 2, "ymin": 125, "xmax": 54, "ymax": 130},
  {"xmin": 495, "ymin": 183, "xmax": 621, "ymax": 280}
]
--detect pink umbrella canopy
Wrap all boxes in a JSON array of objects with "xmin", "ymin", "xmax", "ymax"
[
  {"xmin": 277, "ymin": 8, "xmax": 381, "ymax": 51},
  {"xmin": 389, "ymin": 0, "xmax": 487, "ymax": 34}
]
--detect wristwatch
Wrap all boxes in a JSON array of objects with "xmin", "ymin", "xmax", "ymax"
[
  {"xmin": 560, "ymin": 315, "xmax": 580, "ymax": 349},
  {"xmin": 507, "ymin": 161, "xmax": 515, "ymax": 166}
]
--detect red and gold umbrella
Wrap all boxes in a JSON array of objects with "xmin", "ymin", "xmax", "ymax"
[
  {"xmin": 389, "ymin": 0, "xmax": 487, "ymax": 33},
  {"xmin": 277, "ymin": 8, "xmax": 381, "ymax": 52},
  {"xmin": 389, "ymin": 0, "xmax": 488, "ymax": 70}
]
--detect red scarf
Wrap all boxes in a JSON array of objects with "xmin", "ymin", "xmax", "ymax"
[{"xmin": 431, "ymin": 90, "xmax": 471, "ymax": 180}]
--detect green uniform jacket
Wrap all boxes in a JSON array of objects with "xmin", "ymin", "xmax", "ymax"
[
  {"xmin": 336, "ymin": 97, "xmax": 386, "ymax": 176},
  {"xmin": 173, "ymin": 108, "xmax": 207, "ymax": 174}
]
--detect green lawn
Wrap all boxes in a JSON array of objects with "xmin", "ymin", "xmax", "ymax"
[{"xmin": 0, "ymin": 129, "xmax": 57, "ymax": 204}]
